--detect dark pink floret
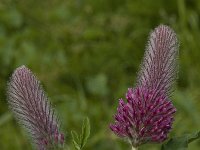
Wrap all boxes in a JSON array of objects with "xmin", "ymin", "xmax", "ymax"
[{"xmin": 110, "ymin": 87, "xmax": 176, "ymax": 146}]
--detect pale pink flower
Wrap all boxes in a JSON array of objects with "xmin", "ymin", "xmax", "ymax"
[{"xmin": 7, "ymin": 66, "xmax": 64, "ymax": 150}]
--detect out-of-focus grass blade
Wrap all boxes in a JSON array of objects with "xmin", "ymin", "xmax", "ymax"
[{"xmin": 0, "ymin": 112, "xmax": 12, "ymax": 127}]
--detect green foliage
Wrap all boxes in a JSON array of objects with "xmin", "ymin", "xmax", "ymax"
[
  {"xmin": 71, "ymin": 117, "xmax": 90, "ymax": 150},
  {"xmin": 161, "ymin": 131, "xmax": 200, "ymax": 150},
  {"xmin": 0, "ymin": 0, "xmax": 200, "ymax": 150}
]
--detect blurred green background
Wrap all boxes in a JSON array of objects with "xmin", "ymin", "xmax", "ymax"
[{"xmin": 0, "ymin": 0, "xmax": 200, "ymax": 149}]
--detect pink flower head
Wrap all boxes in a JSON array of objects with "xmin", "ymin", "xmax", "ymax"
[
  {"xmin": 110, "ymin": 25, "xmax": 178, "ymax": 147},
  {"xmin": 7, "ymin": 66, "xmax": 64, "ymax": 150}
]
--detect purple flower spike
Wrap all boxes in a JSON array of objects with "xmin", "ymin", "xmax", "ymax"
[
  {"xmin": 7, "ymin": 66, "xmax": 64, "ymax": 150},
  {"xmin": 110, "ymin": 25, "xmax": 178, "ymax": 148}
]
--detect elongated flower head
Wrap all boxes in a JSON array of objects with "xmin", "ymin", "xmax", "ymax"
[
  {"xmin": 137, "ymin": 25, "xmax": 179, "ymax": 96},
  {"xmin": 7, "ymin": 66, "xmax": 64, "ymax": 150},
  {"xmin": 110, "ymin": 25, "xmax": 178, "ymax": 147}
]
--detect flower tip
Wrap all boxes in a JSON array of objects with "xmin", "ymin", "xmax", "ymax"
[
  {"xmin": 12, "ymin": 65, "xmax": 30, "ymax": 75},
  {"xmin": 155, "ymin": 24, "xmax": 175, "ymax": 31},
  {"xmin": 15, "ymin": 65, "xmax": 28, "ymax": 71}
]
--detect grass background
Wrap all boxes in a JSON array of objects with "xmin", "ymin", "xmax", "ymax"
[{"xmin": 0, "ymin": 0, "xmax": 200, "ymax": 149}]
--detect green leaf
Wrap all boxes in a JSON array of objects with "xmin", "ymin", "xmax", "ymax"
[
  {"xmin": 71, "ymin": 131, "xmax": 81, "ymax": 150},
  {"xmin": 71, "ymin": 117, "xmax": 90, "ymax": 150},
  {"xmin": 80, "ymin": 117, "xmax": 90, "ymax": 148},
  {"xmin": 161, "ymin": 131, "xmax": 200, "ymax": 150}
]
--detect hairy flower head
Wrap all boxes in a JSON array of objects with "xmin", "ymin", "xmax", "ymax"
[
  {"xmin": 110, "ymin": 25, "xmax": 178, "ymax": 147},
  {"xmin": 7, "ymin": 66, "xmax": 64, "ymax": 150}
]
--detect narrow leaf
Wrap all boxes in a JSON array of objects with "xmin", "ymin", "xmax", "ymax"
[
  {"xmin": 71, "ymin": 117, "xmax": 90, "ymax": 150},
  {"xmin": 71, "ymin": 131, "xmax": 81, "ymax": 150},
  {"xmin": 80, "ymin": 117, "xmax": 90, "ymax": 148}
]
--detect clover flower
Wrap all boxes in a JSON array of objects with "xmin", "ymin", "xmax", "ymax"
[
  {"xmin": 110, "ymin": 25, "xmax": 179, "ymax": 148},
  {"xmin": 7, "ymin": 66, "xmax": 64, "ymax": 150}
]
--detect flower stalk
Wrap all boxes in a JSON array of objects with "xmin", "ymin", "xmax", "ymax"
[{"xmin": 132, "ymin": 146, "xmax": 138, "ymax": 150}]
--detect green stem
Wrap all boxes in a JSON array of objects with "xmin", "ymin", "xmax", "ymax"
[{"xmin": 132, "ymin": 146, "xmax": 138, "ymax": 150}]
